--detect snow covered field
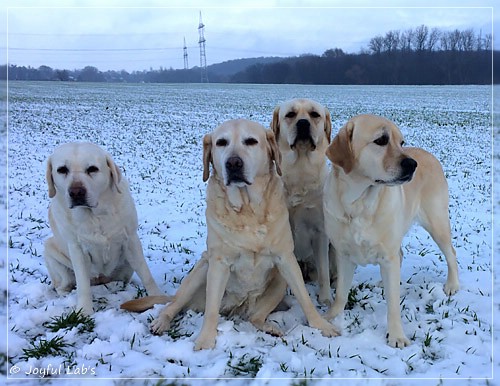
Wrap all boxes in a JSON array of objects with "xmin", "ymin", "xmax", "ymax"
[{"xmin": 1, "ymin": 82, "xmax": 496, "ymax": 385}]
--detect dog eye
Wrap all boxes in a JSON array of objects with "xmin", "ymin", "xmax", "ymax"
[
  {"xmin": 401, "ymin": 140, "xmax": 405, "ymax": 146},
  {"xmin": 244, "ymin": 138, "xmax": 258, "ymax": 146},
  {"xmin": 374, "ymin": 135, "xmax": 389, "ymax": 146},
  {"xmin": 56, "ymin": 166, "xmax": 69, "ymax": 175},
  {"xmin": 285, "ymin": 111, "xmax": 296, "ymax": 119},
  {"xmin": 86, "ymin": 166, "xmax": 99, "ymax": 174},
  {"xmin": 216, "ymin": 138, "xmax": 228, "ymax": 147},
  {"xmin": 310, "ymin": 111, "xmax": 321, "ymax": 118}
]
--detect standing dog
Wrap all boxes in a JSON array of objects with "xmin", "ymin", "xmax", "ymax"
[
  {"xmin": 44, "ymin": 142, "xmax": 162, "ymax": 315},
  {"xmin": 323, "ymin": 114, "xmax": 459, "ymax": 348},
  {"xmin": 271, "ymin": 98, "xmax": 334, "ymax": 306},
  {"xmin": 121, "ymin": 119, "xmax": 339, "ymax": 350}
]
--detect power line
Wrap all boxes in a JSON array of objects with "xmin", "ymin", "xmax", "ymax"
[
  {"xmin": 7, "ymin": 32, "xmax": 185, "ymax": 37},
  {"xmin": 8, "ymin": 46, "xmax": 193, "ymax": 52}
]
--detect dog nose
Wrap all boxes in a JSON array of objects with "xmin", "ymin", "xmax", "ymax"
[
  {"xmin": 401, "ymin": 157, "xmax": 417, "ymax": 173},
  {"xmin": 69, "ymin": 185, "xmax": 86, "ymax": 200},
  {"xmin": 296, "ymin": 119, "xmax": 310, "ymax": 131},
  {"xmin": 226, "ymin": 156, "xmax": 243, "ymax": 172}
]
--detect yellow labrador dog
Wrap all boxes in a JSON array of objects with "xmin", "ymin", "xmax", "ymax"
[
  {"xmin": 323, "ymin": 114, "xmax": 459, "ymax": 348},
  {"xmin": 121, "ymin": 119, "xmax": 339, "ymax": 350},
  {"xmin": 271, "ymin": 98, "xmax": 334, "ymax": 306},
  {"xmin": 44, "ymin": 142, "xmax": 162, "ymax": 315}
]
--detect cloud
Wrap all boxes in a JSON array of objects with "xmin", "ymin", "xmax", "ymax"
[{"xmin": 1, "ymin": 1, "xmax": 496, "ymax": 71}]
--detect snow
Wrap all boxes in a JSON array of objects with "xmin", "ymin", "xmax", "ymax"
[{"xmin": 1, "ymin": 81, "xmax": 496, "ymax": 385}]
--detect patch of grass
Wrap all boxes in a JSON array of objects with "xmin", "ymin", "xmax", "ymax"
[
  {"xmin": 144, "ymin": 381, "xmax": 190, "ymax": 386},
  {"xmin": 345, "ymin": 282, "xmax": 374, "ymax": 310},
  {"xmin": 0, "ymin": 352, "xmax": 6, "ymax": 375},
  {"xmin": 292, "ymin": 381, "xmax": 309, "ymax": 386},
  {"xmin": 346, "ymin": 287, "xmax": 358, "ymax": 310},
  {"xmin": 423, "ymin": 331, "xmax": 433, "ymax": 347},
  {"xmin": 226, "ymin": 353, "xmax": 263, "ymax": 377},
  {"xmin": 166, "ymin": 314, "xmax": 193, "ymax": 340},
  {"xmin": 132, "ymin": 283, "xmax": 148, "ymax": 299},
  {"xmin": 43, "ymin": 309, "xmax": 95, "ymax": 333},
  {"xmin": 20, "ymin": 335, "xmax": 72, "ymax": 360},
  {"xmin": 405, "ymin": 353, "xmax": 417, "ymax": 373}
]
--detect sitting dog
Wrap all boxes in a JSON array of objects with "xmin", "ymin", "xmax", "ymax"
[
  {"xmin": 323, "ymin": 114, "xmax": 459, "ymax": 348},
  {"xmin": 44, "ymin": 142, "xmax": 162, "ymax": 315},
  {"xmin": 271, "ymin": 98, "xmax": 335, "ymax": 305},
  {"xmin": 121, "ymin": 119, "xmax": 339, "ymax": 350}
]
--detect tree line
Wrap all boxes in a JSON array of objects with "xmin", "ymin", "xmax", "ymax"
[
  {"xmin": 233, "ymin": 26, "xmax": 494, "ymax": 85},
  {"xmin": 1, "ymin": 25, "xmax": 496, "ymax": 85}
]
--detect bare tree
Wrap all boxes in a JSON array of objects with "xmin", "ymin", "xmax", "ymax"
[
  {"xmin": 413, "ymin": 24, "xmax": 429, "ymax": 51},
  {"xmin": 449, "ymin": 30, "xmax": 462, "ymax": 51},
  {"xmin": 460, "ymin": 28, "xmax": 475, "ymax": 51},
  {"xmin": 441, "ymin": 29, "xmax": 461, "ymax": 51},
  {"xmin": 369, "ymin": 35, "xmax": 384, "ymax": 54},
  {"xmin": 483, "ymin": 33, "xmax": 492, "ymax": 50},
  {"xmin": 427, "ymin": 28, "xmax": 441, "ymax": 51},
  {"xmin": 400, "ymin": 28, "xmax": 415, "ymax": 51},
  {"xmin": 383, "ymin": 30, "xmax": 400, "ymax": 52}
]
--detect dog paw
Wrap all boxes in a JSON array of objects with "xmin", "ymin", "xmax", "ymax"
[
  {"xmin": 325, "ymin": 302, "xmax": 344, "ymax": 320},
  {"xmin": 55, "ymin": 282, "xmax": 75, "ymax": 295},
  {"xmin": 194, "ymin": 334, "xmax": 216, "ymax": 350},
  {"xmin": 312, "ymin": 318, "xmax": 341, "ymax": 338},
  {"xmin": 318, "ymin": 293, "xmax": 333, "ymax": 307},
  {"xmin": 387, "ymin": 332, "xmax": 410, "ymax": 348},
  {"xmin": 150, "ymin": 317, "xmax": 171, "ymax": 335},
  {"xmin": 77, "ymin": 303, "xmax": 94, "ymax": 316},
  {"xmin": 251, "ymin": 319, "xmax": 284, "ymax": 337},
  {"xmin": 444, "ymin": 280, "xmax": 459, "ymax": 296}
]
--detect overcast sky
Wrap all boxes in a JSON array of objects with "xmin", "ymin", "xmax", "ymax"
[{"xmin": 1, "ymin": 0, "xmax": 498, "ymax": 72}]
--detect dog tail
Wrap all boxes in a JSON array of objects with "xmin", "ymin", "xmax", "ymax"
[{"xmin": 120, "ymin": 295, "xmax": 172, "ymax": 312}]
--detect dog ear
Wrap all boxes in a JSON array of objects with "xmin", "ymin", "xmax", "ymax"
[
  {"xmin": 326, "ymin": 120, "xmax": 355, "ymax": 174},
  {"xmin": 270, "ymin": 105, "xmax": 281, "ymax": 142},
  {"xmin": 106, "ymin": 156, "xmax": 123, "ymax": 194},
  {"xmin": 202, "ymin": 134, "xmax": 212, "ymax": 182},
  {"xmin": 324, "ymin": 107, "xmax": 332, "ymax": 143},
  {"xmin": 266, "ymin": 130, "xmax": 282, "ymax": 176},
  {"xmin": 46, "ymin": 157, "xmax": 56, "ymax": 198}
]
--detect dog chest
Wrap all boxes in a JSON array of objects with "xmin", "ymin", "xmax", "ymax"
[
  {"xmin": 325, "ymin": 203, "xmax": 390, "ymax": 266},
  {"xmin": 335, "ymin": 221, "xmax": 389, "ymax": 266},
  {"xmin": 282, "ymin": 160, "xmax": 327, "ymax": 208},
  {"xmin": 229, "ymin": 252, "xmax": 275, "ymax": 288},
  {"xmin": 222, "ymin": 253, "xmax": 276, "ymax": 309},
  {"xmin": 80, "ymin": 237, "xmax": 126, "ymax": 269},
  {"xmin": 72, "ymin": 209, "xmax": 131, "ymax": 270}
]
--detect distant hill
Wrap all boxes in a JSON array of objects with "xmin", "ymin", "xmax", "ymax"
[{"xmin": 207, "ymin": 57, "xmax": 286, "ymax": 77}]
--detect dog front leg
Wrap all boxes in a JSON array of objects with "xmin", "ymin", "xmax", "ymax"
[
  {"xmin": 380, "ymin": 260, "xmax": 410, "ymax": 348},
  {"xmin": 326, "ymin": 256, "xmax": 356, "ymax": 320},
  {"xmin": 68, "ymin": 242, "xmax": 93, "ymax": 315},
  {"xmin": 150, "ymin": 257, "xmax": 209, "ymax": 335},
  {"xmin": 277, "ymin": 252, "xmax": 340, "ymax": 337},
  {"xmin": 194, "ymin": 256, "xmax": 230, "ymax": 350},
  {"xmin": 313, "ymin": 233, "xmax": 333, "ymax": 306},
  {"xmin": 124, "ymin": 233, "xmax": 162, "ymax": 296},
  {"xmin": 44, "ymin": 237, "xmax": 76, "ymax": 293},
  {"xmin": 250, "ymin": 272, "xmax": 287, "ymax": 336}
]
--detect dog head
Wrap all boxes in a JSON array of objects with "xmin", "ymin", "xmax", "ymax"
[
  {"xmin": 326, "ymin": 114, "xmax": 417, "ymax": 186},
  {"xmin": 271, "ymin": 98, "xmax": 331, "ymax": 152},
  {"xmin": 202, "ymin": 119, "xmax": 281, "ymax": 186},
  {"xmin": 46, "ymin": 142, "xmax": 122, "ymax": 208}
]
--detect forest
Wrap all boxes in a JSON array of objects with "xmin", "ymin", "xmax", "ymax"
[{"xmin": 2, "ymin": 25, "xmax": 497, "ymax": 85}]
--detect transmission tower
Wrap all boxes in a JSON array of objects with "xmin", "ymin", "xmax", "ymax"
[
  {"xmin": 183, "ymin": 37, "xmax": 189, "ymax": 70},
  {"xmin": 198, "ymin": 12, "xmax": 208, "ymax": 83}
]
